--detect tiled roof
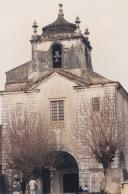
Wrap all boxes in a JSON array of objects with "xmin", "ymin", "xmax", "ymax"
[
  {"xmin": 23, "ymin": 69, "xmax": 114, "ymax": 91},
  {"xmin": 6, "ymin": 61, "xmax": 31, "ymax": 84},
  {"xmin": 5, "ymin": 62, "xmax": 115, "ymax": 92}
]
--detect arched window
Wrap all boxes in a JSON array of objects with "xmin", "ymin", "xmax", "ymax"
[{"xmin": 52, "ymin": 44, "xmax": 62, "ymax": 68}]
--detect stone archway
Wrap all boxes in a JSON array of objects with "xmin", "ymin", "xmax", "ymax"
[{"xmin": 42, "ymin": 150, "xmax": 79, "ymax": 194}]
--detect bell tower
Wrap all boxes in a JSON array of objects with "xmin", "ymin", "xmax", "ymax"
[{"xmin": 29, "ymin": 3, "xmax": 93, "ymax": 81}]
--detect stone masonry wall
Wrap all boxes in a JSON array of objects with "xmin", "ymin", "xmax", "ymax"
[
  {"xmin": 30, "ymin": 37, "xmax": 91, "ymax": 75},
  {"xmin": 75, "ymin": 85, "xmax": 118, "ymax": 191},
  {"xmin": 2, "ymin": 78, "xmax": 127, "ymax": 194},
  {"xmin": 1, "ymin": 92, "xmax": 38, "ymax": 194}
]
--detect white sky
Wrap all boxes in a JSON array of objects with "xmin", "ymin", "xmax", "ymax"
[{"xmin": 0, "ymin": 0, "xmax": 128, "ymax": 91}]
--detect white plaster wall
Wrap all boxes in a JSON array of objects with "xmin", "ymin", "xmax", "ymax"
[
  {"xmin": 35, "ymin": 41, "xmax": 51, "ymax": 51},
  {"xmin": 34, "ymin": 73, "xmax": 78, "ymax": 155},
  {"xmin": 35, "ymin": 39, "xmax": 82, "ymax": 51}
]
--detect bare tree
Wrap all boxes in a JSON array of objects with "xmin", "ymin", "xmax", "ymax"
[
  {"xmin": 5, "ymin": 111, "xmax": 56, "ymax": 180},
  {"xmin": 77, "ymin": 94, "xmax": 128, "ymax": 191}
]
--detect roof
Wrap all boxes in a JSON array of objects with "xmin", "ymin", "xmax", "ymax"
[
  {"xmin": 6, "ymin": 61, "xmax": 31, "ymax": 84},
  {"xmin": 5, "ymin": 67, "xmax": 116, "ymax": 92},
  {"xmin": 42, "ymin": 3, "xmax": 76, "ymax": 35},
  {"xmin": 42, "ymin": 17, "xmax": 76, "ymax": 35}
]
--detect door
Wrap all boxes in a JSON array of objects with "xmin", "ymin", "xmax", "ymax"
[{"xmin": 63, "ymin": 173, "xmax": 79, "ymax": 193}]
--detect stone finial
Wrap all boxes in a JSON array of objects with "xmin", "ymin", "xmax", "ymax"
[
  {"xmin": 75, "ymin": 16, "xmax": 81, "ymax": 34},
  {"xmin": 75, "ymin": 16, "xmax": 81, "ymax": 27},
  {"xmin": 32, "ymin": 20, "xmax": 38, "ymax": 34},
  {"xmin": 58, "ymin": 2, "xmax": 64, "ymax": 17},
  {"xmin": 31, "ymin": 20, "xmax": 38, "ymax": 41},
  {"xmin": 84, "ymin": 28, "xmax": 90, "ymax": 38},
  {"xmin": 59, "ymin": 2, "xmax": 63, "ymax": 8}
]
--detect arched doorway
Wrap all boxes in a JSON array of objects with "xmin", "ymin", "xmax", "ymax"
[{"xmin": 42, "ymin": 151, "xmax": 79, "ymax": 193}]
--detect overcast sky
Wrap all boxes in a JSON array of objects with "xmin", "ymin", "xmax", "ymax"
[{"xmin": 0, "ymin": 0, "xmax": 128, "ymax": 91}]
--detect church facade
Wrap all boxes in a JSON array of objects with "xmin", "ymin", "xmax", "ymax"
[{"xmin": 1, "ymin": 3, "xmax": 128, "ymax": 194}]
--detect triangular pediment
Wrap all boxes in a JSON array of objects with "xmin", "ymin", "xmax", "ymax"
[
  {"xmin": 26, "ymin": 70, "xmax": 87, "ymax": 91},
  {"xmin": 4, "ymin": 67, "xmax": 115, "ymax": 92}
]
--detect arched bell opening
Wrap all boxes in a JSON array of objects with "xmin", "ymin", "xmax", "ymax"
[
  {"xmin": 52, "ymin": 44, "xmax": 62, "ymax": 68},
  {"xmin": 42, "ymin": 150, "xmax": 79, "ymax": 193}
]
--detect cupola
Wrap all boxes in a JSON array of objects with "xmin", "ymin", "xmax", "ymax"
[{"xmin": 42, "ymin": 3, "xmax": 77, "ymax": 35}]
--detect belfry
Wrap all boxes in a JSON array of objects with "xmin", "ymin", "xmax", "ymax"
[{"xmin": 29, "ymin": 3, "xmax": 93, "ymax": 84}]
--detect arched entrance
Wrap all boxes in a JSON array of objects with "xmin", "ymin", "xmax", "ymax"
[{"xmin": 42, "ymin": 151, "xmax": 79, "ymax": 193}]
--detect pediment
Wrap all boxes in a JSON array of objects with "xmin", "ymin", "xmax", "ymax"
[{"xmin": 26, "ymin": 70, "xmax": 87, "ymax": 91}]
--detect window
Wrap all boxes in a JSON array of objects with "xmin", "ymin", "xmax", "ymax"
[
  {"xmin": 16, "ymin": 103, "xmax": 23, "ymax": 116},
  {"xmin": 52, "ymin": 44, "xmax": 62, "ymax": 68},
  {"xmin": 50, "ymin": 100, "xmax": 64, "ymax": 121},
  {"xmin": 92, "ymin": 97, "xmax": 100, "ymax": 111}
]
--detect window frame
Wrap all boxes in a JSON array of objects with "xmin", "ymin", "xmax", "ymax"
[
  {"xmin": 15, "ymin": 102, "xmax": 23, "ymax": 116},
  {"xmin": 92, "ymin": 97, "xmax": 100, "ymax": 112},
  {"xmin": 50, "ymin": 100, "xmax": 64, "ymax": 121}
]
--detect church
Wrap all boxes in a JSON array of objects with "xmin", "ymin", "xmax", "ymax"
[{"xmin": 1, "ymin": 3, "xmax": 128, "ymax": 194}]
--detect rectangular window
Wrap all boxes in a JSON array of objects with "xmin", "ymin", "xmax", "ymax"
[
  {"xmin": 16, "ymin": 103, "xmax": 23, "ymax": 115},
  {"xmin": 92, "ymin": 97, "xmax": 100, "ymax": 111},
  {"xmin": 50, "ymin": 100, "xmax": 64, "ymax": 121}
]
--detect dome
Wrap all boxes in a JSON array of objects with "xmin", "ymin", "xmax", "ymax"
[{"xmin": 42, "ymin": 3, "xmax": 77, "ymax": 35}]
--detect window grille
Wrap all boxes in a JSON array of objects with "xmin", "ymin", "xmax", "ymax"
[
  {"xmin": 16, "ymin": 103, "xmax": 23, "ymax": 115},
  {"xmin": 92, "ymin": 97, "xmax": 100, "ymax": 111},
  {"xmin": 50, "ymin": 100, "xmax": 64, "ymax": 121}
]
